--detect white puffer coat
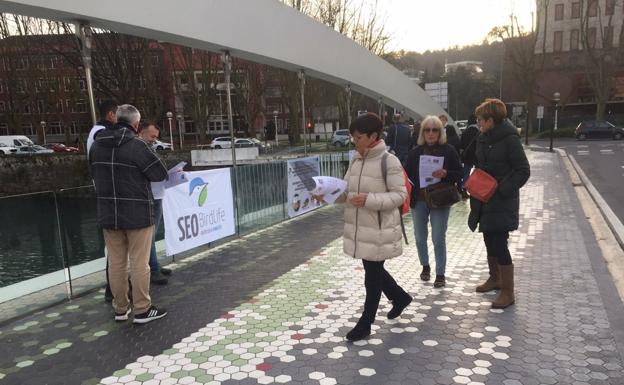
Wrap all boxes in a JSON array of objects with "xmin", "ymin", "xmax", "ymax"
[{"xmin": 338, "ymin": 140, "xmax": 407, "ymax": 261}]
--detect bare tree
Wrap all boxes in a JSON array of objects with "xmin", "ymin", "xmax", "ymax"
[
  {"xmin": 488, "ymin": 0, "xmax": 549, "ymax": 143},
  {"xmin": 578, "ymin": 0, "xmax": 624, "ymax": 120}
]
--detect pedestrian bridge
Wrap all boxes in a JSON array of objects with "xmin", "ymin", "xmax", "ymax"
[{"xmin": 0, "ymin": 0, "xmax": 445, "ymax": 120}]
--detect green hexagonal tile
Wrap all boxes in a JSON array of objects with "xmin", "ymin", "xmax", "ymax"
[
  {"xmin": 135, "ymin": 373, "xmax": 154, "ymax": 382},
  {"xmin": 170, "ymin": 370, "xmax": 189, "ymax": 379},
  {"xmin": 191, "ymin": 356, "xmax": 208, "ymax": 364},
  {"xmin": 189, "ymin": 369, "xmax": 205, "ymax": 377},
  {"xmin": 113, "ymin": 368, "xmax": 131, "ymax": 377},
  {"xmin": 43, "ymin": 348, "xmax": 60, "ymax": 355},
  {"xmin": 16, "ymin": 360, "xmax": 34, "ymax": 368},
  {"xmin": 195, "ymin": 374, "xmax": 214, "ymax": 383}
]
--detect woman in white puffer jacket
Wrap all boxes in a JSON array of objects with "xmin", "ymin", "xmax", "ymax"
[{"xmin": 333, "ymin": 113, "xmax": 413, "ymax": 341}]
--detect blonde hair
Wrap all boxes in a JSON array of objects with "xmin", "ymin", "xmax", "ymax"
[{"xmin": 417, "ymin": 115, "xmax": 447, "ymax": 146}]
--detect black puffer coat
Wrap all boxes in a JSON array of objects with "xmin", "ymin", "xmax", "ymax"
[{"xmin": 468, "ymin": 119, "xmax": 530, "ymax": 232}]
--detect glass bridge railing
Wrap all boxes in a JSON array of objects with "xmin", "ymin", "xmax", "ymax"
[{"xmin": 0, "ymin": 153, "xmax": 349, "ymax": 323}]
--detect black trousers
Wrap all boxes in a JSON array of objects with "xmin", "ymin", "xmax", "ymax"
[
  {"xmin": 360, "ymin": 259, "xmax": 408, "ymax": 325},
  {"xmin": 483, "ymin": 232, "xmax": 513, "ymax": 265}
]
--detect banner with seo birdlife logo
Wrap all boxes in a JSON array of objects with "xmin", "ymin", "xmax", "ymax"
[
  {"xmin": 287, "ymin": 156, "xmax": 321, "ymax": 218},
  {"xmin": 163, "ymin": 168, "xmax": 235, "ymax": 255}
]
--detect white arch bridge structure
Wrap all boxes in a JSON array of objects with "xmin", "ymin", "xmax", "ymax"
[{"xmin": 0, "ymin": 0, "xmax": 448, "ymax": 154}]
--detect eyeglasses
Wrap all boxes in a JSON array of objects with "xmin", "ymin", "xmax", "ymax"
[{"xmin": 423, "ymin": 128, "xmax": 440, "ymax": 133}]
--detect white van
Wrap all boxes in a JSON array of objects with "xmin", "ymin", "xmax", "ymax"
[{"xmin": 0, "ymin": 135, "xmax": 35, "ymax": 148}]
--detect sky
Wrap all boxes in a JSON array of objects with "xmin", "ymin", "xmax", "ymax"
[{"xmin": 379, "ymin": 0, "xmax": 536, "ymax": 53}]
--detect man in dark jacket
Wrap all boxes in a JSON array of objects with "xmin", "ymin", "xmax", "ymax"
[
  {"xmin": 468, "ymin": 99, "xmax": 530, "ymax": 311},
  {"xmin": 439, "ymin": 114, "xmax": 461, "ymax": 154},
  {"xmin": 90, "ymin": 104, "xmax": 169, "ymax": 324},
  {"xmin": 386, "ymin": 113, "xmax": 411, "ymax": 165},
  {"xmin": 459, "ymin": 114, "xmax": 480, "ymax": 197}
]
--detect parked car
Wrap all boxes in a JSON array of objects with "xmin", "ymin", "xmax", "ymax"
[
  {"xmin": 455, "ymin": 120, "xmax": 468, "ymax": 132},
  {"xmin": 15, "ymin": 145, "xmax": 54, "ymax": 154},
  {"xmin": 208, "ymin": 137, "xmax": 234, "ymax": 149},
  {"xmin": 152, "ymin": 140, "xmax": 173, "ymax": 151},
  {"xmin": 43, "ymin": 143, "xmax": 79, "ymax": 153},
  {"xmin": 575, "ymin": 120, "xmax": 624, "ymax": 140},
  {"xmin": 248, "ymin": 138, "xmax": 271, "ymax": 149},
  {"xmin": 0, "ymin": 143, "xmax": 17, "ymax": 154},
  {"xmin": 330, "ymin": 129, "xmax": 351, "ymax": 147},
  {"xmin": 0, "ymin": 135, "xmax": 35, "ymax": 149}
]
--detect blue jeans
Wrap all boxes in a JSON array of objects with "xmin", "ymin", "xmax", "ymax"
[
  {"xmin": 412, "ymin": 200, "xmax": 450, "ymax": 276},
  {"xmin": 148, "ymin": 199, "xmax": 163, "ymax": 273}
]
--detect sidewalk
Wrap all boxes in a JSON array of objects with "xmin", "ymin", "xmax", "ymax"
[{"xmin": 1, "ymin": 150, "xmax": 623, "ymax": 385}]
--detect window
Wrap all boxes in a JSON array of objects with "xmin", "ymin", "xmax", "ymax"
[
  {"xmin": 588, "ymin": 0, "xmax": 597, "ymax": 17},
  {"xmin": 37, "ymin": 100, "xmax": 45, "ymax": 113},
  {"xmin": 604, "ymin": 26, "xmax": 614, "ymax": 47},
  {"xmin": 50, "ymin": 56, "xmax": 59, "ymax": 69},
  {"xmin": 16, "ymin": 58, "xmax": 28, "ymax": 70},
  {"xmin": 570, "ymin": 29, "xmax": 580, "ymax": 50},
  {"xmin": 0, "ymin": 123, "xmax": 8, "ymax": 135},
  {"xmin": 75, "ymin": 99, "xmax": 88, "ymax": 113},
  {"xmin": 0, "ymin": 80, "xmax": 4, "ymax": 93},
  {"xmin": 50, "ymin": 121, "xmax": 62, "ymax": 135},
  {"xmin": 78, "ymin": 79, "xmax": 87, "ymax": 91},
  {"xmin": 16, "ymin": 79, "xmax": 26, "ymax": 93},
  {"xmin": 554, "ymin": 31, "xmax": 563, "ymax": 52},
  {"xmin": 0, "ymin": 101, "xmax": 5, "ymax": 112},
  {"xmin": 23, "ymin": 103, "xmax": 31, "ymax": 114},
  {"xmin": 21, "ymin": 123, "xmax": 33, "ymax": 135},
  {"xmin": 588, "ymin": 27, "xmax": 597, "ymax": 48},
  {"xmin": 64, "ymin": 77, "xmax": 72, "ymax": 92},
  {"xmin": 571, "ymin": 2, "xmax": 580, "ymax": 18},
  {"xmin": 606, "ymin": 0, "xmax": 615, "ymax": 15},
  {"xmin": 555, "ymin": 4, "xmax": 564, "ymax": 20},
  {"xmin": 57, "ymin": 100, "xmax": 63, "ymax": 113}
]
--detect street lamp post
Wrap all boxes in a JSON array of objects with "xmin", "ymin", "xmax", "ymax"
[
  {"xmin": 550, "ymin": 92, "xmax": 560, "ymax": 153},
  {"xmin": 345, "ymin": 84, "xmax": 352, "ymax": 129},
  {"xmin": 40, "ymin": 121, "xmax": 46, "ymax": 145},
  {"xmin": 177, "ymin": 115, "xmax": 184, "ymax": 150},
  {"xmin": 273, "ymin": 110, "xmax": 279, "ymax": 147},
  {"xmin": 298, "ymin": 70, "xmax": 307, "ymax": 156},
  {"xmin": 166, "ymin": 111, "xmax": 174, "ymax": 150}
]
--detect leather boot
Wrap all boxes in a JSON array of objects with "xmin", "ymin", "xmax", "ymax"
[
  {"xmin": 491, "ymin": 264, "xmax": 515, "ymax": 309},
  {"xmin": 476, "ymin": 255, "xmax": 501, "ymax": 293}
]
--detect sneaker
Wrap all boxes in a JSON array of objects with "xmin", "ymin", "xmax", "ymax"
[
  {"xmin": 114, "ymin": 308, "xmax": 131, "ymax": 321},
  {"xmin": 433, "ymin": 275, "xmax": 446, "ymax": 288},
  {"xmin": 133, "ymin": 306, "xmax": 168, "ymax": 324},
  {"xmin": 160, "ymin": 267, "xmax": 172, "ymax": 276},
  {"xmin": 387, "ymin": 294, "xmax": 413, "ymax": 319},
  {"xmin": 150, "ymin": 271, "xmax": 168, "ymax": 285}
]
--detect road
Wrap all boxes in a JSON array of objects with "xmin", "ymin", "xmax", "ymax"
[{"xmin": 544, "ymin": 138, "xmax": 624, "ymax": 224}]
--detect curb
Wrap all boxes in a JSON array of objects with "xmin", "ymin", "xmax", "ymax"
[{"xmin": 556, "ymin": 147, "xmax": 624, "ymax": 250}]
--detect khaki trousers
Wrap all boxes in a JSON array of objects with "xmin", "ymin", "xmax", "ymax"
[{"xmin": 103, "ymin": 226, "xmax": 153, "ymax": 314}]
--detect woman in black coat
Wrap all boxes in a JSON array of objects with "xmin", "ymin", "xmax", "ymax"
[{"xmin": 468, "ymin": 99, "xmax": 530, "ymax": 309}]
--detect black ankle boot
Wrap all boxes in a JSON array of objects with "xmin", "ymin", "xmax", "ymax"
[
  {"xmin": 420, "ymin": 266, "xmax": 431, "ymax": 281},
  {"xmin": 387, "ymin": 294, "xmax": 413, "ymax": 319},
  {"xmin": 346, "ymin": 322, "xmax": 371, "ymax": 341}
]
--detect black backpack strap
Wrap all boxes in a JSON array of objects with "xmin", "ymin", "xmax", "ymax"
[{"xmin": 381, "ymin": 152, "xmax": 408, "ymax": 244}]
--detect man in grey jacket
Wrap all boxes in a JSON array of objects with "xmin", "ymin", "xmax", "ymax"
[{"xmin": 90, "ymin": 104, "xmax": 169, "ymax": 324}]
